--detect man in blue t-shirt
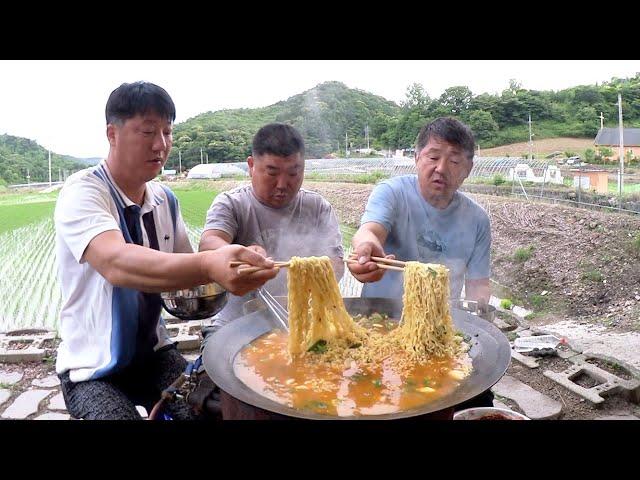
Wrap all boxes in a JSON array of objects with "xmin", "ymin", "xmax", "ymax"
[{"xmin": 347, "ymin": 116, "xmax": 493, "ymax": 409}]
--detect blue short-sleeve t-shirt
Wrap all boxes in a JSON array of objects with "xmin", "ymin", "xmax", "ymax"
[{"xmin": 360, "ymin": 175, "xmax": 491, "ymax": 300}]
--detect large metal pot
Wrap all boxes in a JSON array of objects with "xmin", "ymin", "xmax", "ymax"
[{"xmin": 203, "ymin": 297, "xmax": 511, "ymax": 420}]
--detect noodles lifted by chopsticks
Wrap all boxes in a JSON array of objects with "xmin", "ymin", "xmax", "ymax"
[
  {"xmin": 286, "ymin": 257, "xmax": 461, "ymax": 373},
  {"xmin": 391, "ymin": 262, "xmax": 457, "ymax": 360},
  {"xmin": 287, "ymin": 256, "xmax": 365, "ymax": 356}
]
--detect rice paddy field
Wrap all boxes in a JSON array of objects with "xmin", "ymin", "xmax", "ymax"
[{"xmin": 0, "ymin": 183, "xmax": 356, "ymax": 333}]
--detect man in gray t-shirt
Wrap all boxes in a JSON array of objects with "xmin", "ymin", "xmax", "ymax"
[{"xmin": 199, "ymin": 123, "xmax": 344, "ymax": 331}]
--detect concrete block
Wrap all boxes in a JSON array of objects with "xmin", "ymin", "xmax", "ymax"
[
  {"xmin": 0, "ymin": 349, "xmax": 45, "ymax": 363},
  {"xmin": 595, "ymin": 415, "xmax": 639, "ymax": 420},
  {"xmin": 175, "ymin": 335, "xmax": 201, "ymax": 351},
  {"xmin": 491, "ymin": 375, "xmax": 562, "ymax": 420},
  {"xmin": 511, "ymin": 349, "xmax": 540, "ymax": 368},
  {"xmin": 544, "ymin": 362, "xmax": 640, "ymax": 405}
]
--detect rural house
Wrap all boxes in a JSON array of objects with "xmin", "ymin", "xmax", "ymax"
[{"xmin": 594, "ymin": 127, "xmax": 640, "ymax": 160}]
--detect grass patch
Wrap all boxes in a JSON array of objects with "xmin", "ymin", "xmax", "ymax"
[
  {"xmin": 500, "ymin": 298, "xmax": 513, "ymax": 310},
  {"xmin": 340, "ymin": 224, "xmax": 357, "ymax": 250},
  {"xmin": 581, "ymin": 269, "xmax": 603, "ymax": 282},
  {"xmin": 172, "ymin": 188, "xmax": 220, "ymax": 228},
  {"xmin": 304, "ymin": 171, "xmax": 390, "ymax": 184},
  {"xmin": 506, "ymin": 332, "xmax": 518, "ymax": 342},
  {"xmin": 513, "ymin": 245, "xmax": 534, "ymax": 262},
  {"xmin": 529, "ymin": 294, "xmax": 548, "ymax": 309},
  {"xmin": 0, "ymin": 201, "xmax": 56, "ymax": 234}
]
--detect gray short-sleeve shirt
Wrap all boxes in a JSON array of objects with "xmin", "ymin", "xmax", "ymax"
[{"xmin": 203, "ymin": 185, "xmax": 344, "ymax": 326}]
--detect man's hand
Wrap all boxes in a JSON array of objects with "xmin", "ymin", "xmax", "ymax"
[
  {"xmin": 203, "ymin": 244, "xmax": 277, "ymax": 296},
  {"xmin": 347, "ymin": 241, "xmax": 395, "ymax": 283},
  {"xmin": 246, "ymin": 244, "xmax": 267, "ymax": 257}
]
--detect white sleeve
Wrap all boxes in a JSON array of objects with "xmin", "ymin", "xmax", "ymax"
[{"xmin": 54, "ymin": 180, "xmax": 120, "ymax": 264}]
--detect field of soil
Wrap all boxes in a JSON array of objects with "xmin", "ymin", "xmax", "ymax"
[{"xmin": 479, "ymin": 137, "xmax": 595, "ymax": 157}]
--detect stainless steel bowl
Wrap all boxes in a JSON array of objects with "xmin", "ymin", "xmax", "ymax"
[
  {"xmin": 452, "ymin": 299, "xmax": 496, "ymax": 322},
  {"xmin": 161, "ymin": 283, "xmax": 228, "ymax": 320},
  {"xmin": 453, "ymin": 407, "xmax": 530, "ymax": 420}
]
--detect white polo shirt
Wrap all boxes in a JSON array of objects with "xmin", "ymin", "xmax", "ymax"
[{"xmin": 54, "ymin": 161, "xmax": 193, "ymax": 382}]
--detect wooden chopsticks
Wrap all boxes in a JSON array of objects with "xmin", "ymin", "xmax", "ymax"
[
  {"xmin": 230, "ymin": 254, "xmax": 407, "ymax": 275},
  {"xmin": 346, "ymin": 253, "xmax": 405, "ymax": 271},
  {"xmin": 230, "ymin": 261, "xmax": 290, "ymax": 275}
]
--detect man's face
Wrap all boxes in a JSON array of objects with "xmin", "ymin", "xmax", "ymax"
[
  {"xmin": 415, "ymin": 137, "xmax": 472, "ymax": 209},
  {"xmin": 248, "ymin": 152, "xmax": 304, "ymax": 208},
  {"xmin": 108, "ymin": 112, "xmax": 173, "ymax": 184}
]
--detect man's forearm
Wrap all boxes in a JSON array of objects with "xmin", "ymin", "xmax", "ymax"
[
  {"xmin": 352, "ymin": 228, "xmax": 383, "ymax": 253},
  {"xmin": 103, "ymin": 244, "xmax": 212, "ymax": 292},
  {"xmin": 199, "ymin": 231, "xmax": 231, "ymax": 252},
  {"xmin": 465, "ymin": 278, "xmax": 491, "ymax": 304}
]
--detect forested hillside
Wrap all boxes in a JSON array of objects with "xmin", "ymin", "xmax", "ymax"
[
  {"xmin": 167, "ymin": 76, "xmax": 640, "ymax": 170},
  {"xmin": 170, "ymin": 81, "xmax": 399, "ymax": 167},
  {"xmin": 3, "ymin": 74, "xmax": 640, "ymax": 184},
  {"xmin": 0, "ymin": 135, "xmax": 90, "ymax": 186}
]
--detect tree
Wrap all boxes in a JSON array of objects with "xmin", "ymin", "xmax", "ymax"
[
  {"xmin": 467, "ymin": 110, "xmax": 499, "ymax": 142},
  {"xmin": 401, "ymin": 83, "xmax": 430, "ymax": 110},
  {"xmin": 438, "ymin": 86, "xmax": 473, "ymax": 117}
]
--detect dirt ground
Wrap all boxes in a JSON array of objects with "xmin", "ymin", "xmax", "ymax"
[
  {"xmin": 298, "ymin": 181, "xmax": 640, "ymax": 333},
  {"xmin": 479, "ymin": 137, "xmax": 595, "ymax": 157},
  {"xmin": 5, "ymin": 179, "xmax": 638, "ymax": 420}
]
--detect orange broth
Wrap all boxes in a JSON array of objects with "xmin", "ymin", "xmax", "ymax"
[{"xmin": 233, "ymin": 319, "xmax": 471, "ymax": 417}]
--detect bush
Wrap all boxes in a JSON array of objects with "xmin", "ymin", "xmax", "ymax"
[
  {"xmin": 492, "ymin": 174, "xmax": 506, "ymax": 186},
  {"xmin": 500, "ymin": 298, "xmax": 513, "ymax": 310},
  {"xmin": 581, "ymin": 270, "xmax": 603, "ymax": 282},
  {"xmin": 584, "ymin": 148, "xmax": 595, "ymax": 162},
  {"xmin": 513, "ymin": 245, "xmax": 534, "ymax": 262}
]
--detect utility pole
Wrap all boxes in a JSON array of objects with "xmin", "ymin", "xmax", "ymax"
[
  {"xmin": 599, "ymin": 111, "xmax": 604, "ymax": 130},
  {"xmin": 365, "ymin": 125, "xmax": 370, "ymax": 150},
  {"xmin": 58, "ymin": 167, "xmax": 62, "ymax": 182},
  {"xmin": 617, "ymin": 93, "xmax": 624, "ymax": 206},
  {"xmin": 200, "ymin": 148, "xmax": 203, "ymax": 164},
  {"xmin": 26, "ymin": 168, "xmax": 30, "ymax": 185},
  {"xmin": 48, "ymin": 150, "xmax": 52, "ymax": 186},
  {"xmin": 528, "ymin": 114, "xmax": 534, "ymax": 161},
  {"xmin": 345, "ymin": 132, "xmax": 349, "ymax": 157},
  {"xmin": 178, "ymin": 150, "xmax": 182, "ymax": 174}
]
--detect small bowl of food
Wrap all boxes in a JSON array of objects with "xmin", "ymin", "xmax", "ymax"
[
  {"xmin": 453, "ymin": 407, "xmax": 530, "ymax": 420},
  {"xmin": 161, "ymin": 282, "xmax": 228, "ymax": 320}
]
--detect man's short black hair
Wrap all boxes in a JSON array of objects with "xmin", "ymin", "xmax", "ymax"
[
  {"xmin": 105, "ymin": 81, "xmax": 176, "ymax": 125},
  {"xmin": 415, "ymin": 117, "xmax": 475, "ymax": 161},
  {"xmin": 252, "ymin": 123, "xmax": 305, "ymax": 158}
]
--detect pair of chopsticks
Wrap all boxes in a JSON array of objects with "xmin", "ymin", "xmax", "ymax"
[
  {"xmin": 229, "ymin": 260, "xmax": 290, "ymax": 275},
  {"xmin": 345, "ymin": 253, "xmax": 406, "ymax": 271}
]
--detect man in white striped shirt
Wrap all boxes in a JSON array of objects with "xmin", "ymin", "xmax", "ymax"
[{"xmin": 54, "ymin": 81, "xmax": 277, "ymax": 419}]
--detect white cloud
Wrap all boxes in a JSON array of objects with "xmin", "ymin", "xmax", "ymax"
[{"xmin": 1, "ymin": 60, "xmax": 639, "ymax": 159}]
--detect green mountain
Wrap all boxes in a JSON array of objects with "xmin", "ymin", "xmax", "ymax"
[
  {"xmin": 0, "ymin": 134, "xmax": 90, "ymax": 186},
  {"xmin": 3, "ymin": 75, "xmax": 640, "ymax": 185},
  {"xmin": 168, "ymin": 81, "xmax": 400, "ymax": 169}
]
